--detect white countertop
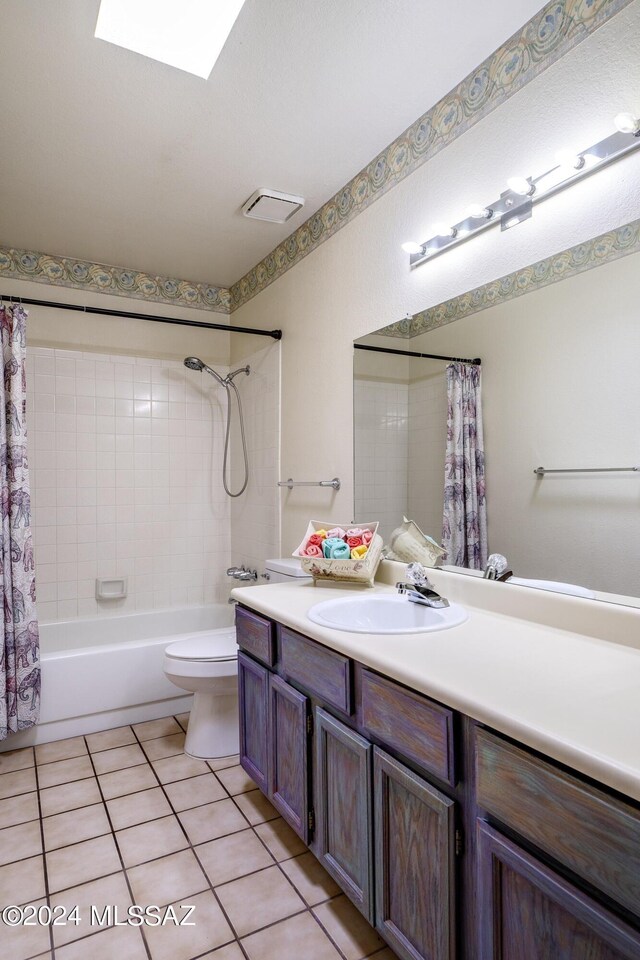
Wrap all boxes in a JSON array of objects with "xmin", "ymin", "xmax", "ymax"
[{"xmin": 232, "ymin": 563, "xmax": 640, "ymax": 804}]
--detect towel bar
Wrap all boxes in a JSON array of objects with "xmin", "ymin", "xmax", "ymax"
[
  {"xmin": 534, "ymin": 466, "xmax": 639, "ymax": 475},
  {"xmin": 278, "ymin": 477, "xmax": 341, "ymax": 491}
]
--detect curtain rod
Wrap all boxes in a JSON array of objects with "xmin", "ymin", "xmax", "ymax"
[
  {"xmin": 354, "ymin": 343, "xmax": 481, "ymax": 364},
  {"xmin": 0, "ymin": 293, "xmax": 282, "ymax": 340}
]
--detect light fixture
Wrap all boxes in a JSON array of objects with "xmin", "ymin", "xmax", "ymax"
[
  {"xmin": 507, "ymin": 176, "xmax": 535, "ymax": 197},
  {"xmin": 468, "ymin": 204, "xmax": 493, "ymax": 219},
  {"xmin": 94, "ymin": 0, "xmax": 247, "ymax": 79},
  {"xmin": 401, "ymin": 241, "xmax": 425, "ymax": 255},
  {"xmin": 403, "ymin": 110, "xmax": 640, "ymax": 267},
  {"xmin": 555, "ymin": 149, "xmax": 585, "ymax": 170},
  {"xmin": 614, "ymin": 112, "xmax": 640, "ymax": 135},
  {"xmin": 433, "ymin": 223, "xmax": 457, "ymax": 238}
]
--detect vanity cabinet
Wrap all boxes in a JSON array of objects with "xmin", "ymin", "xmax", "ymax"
[
  {"xmin": 315, "ymin": 708, "xmax": 373, "ymax": 920},
  {"xmin": 477, "ymin": 823, "xmax": 640, "ymax": 959},
  {"xmin": 235, "ymin": 605, "xmax": 640, "ymax": 960},
  {"xmin": 374, "ymin": 747, "xmax": 455, "ymax": 960}
]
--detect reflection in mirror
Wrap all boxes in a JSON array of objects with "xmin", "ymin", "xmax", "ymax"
[{"xmin": 354, "ymin": 247, "xmax": 640, "ymax": 608}]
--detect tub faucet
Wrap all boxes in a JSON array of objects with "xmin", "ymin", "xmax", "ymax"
[
  {"xmin": 235, "ymin": 568, "xmax": 258, "ymax": 582},
  {"xmin": 483, "ymin": 554, "xmax": 513, "ymax": 581},
  {"xmin": 396, "ymin": 562, "xmax": 449, "ymax": 609}
]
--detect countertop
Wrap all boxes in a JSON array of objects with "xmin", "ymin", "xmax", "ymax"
[{"xmin": 232, "ymin": 564, "xmax": 640, "ymax": 804}]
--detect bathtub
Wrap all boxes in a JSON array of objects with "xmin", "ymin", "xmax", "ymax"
[{"xmin": 1, "ymin": 605, "xmax": 235, "ymax": 750}]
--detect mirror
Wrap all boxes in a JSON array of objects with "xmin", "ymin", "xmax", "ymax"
[{"xmin": 354, "ymin": 244, "xmax": 640, "ymax": 607}]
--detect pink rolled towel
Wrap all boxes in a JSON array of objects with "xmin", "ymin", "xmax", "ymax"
[
  {"xmin": 346, "ymin": 527, "xmax": 364, "ymax": 538},
  {"xmin": 327, "ymin": 527, "xmax": 346, "ymax": 540},
  {"xmin": 302, "ymin": 543, "xmax": 323, "ymax": 558},
  {"xmin": 362, "ymin": 530, "xmax": 373, "ymax": 545}
]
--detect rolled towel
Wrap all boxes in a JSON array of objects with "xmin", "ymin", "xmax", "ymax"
[
  {"xmin": 303, "ymin": 543, "xmax": 323, "ymax": 558},
  {"xmin": 314, "ymin": 529, "xmax": 329, "ymax": 540},
  {"xmin": 327, "ymin": 540, "xmax": 351, "ymax": 559},
  {"xmin": 362, "ymin": 530, "xmax": 373, "ymax": 545},
  {"xmin": 347, "ymin": 535, "xmax": 363, "ymax": 549},
  {"xmin": 322, "ymin": 537, "xmax": 345, "ymax": 558},
  {"xmin": 351, "ymin": 544, "xmax": 368, "ymax": 560},
  {"xmin": 346, "ymin": 527, "xmax": 364, "ymax": 538},
  {"xmin": 308, "ymin": 533, "xmax": 325, "ymax": 547},
  {"xmin": 327, "ymin": 526, "xmax": 346, "ymax": 540}
]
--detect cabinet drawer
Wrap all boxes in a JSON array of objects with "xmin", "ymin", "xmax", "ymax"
[
  {"xmin": 476, "ymin": 728, "xmax": 640, "ymax": 918},
  {"xmin": 361, "ymin": 670, "xmax": 455, "ymax": 785},
  {"xmin": 235, "ymin": 606, "xmax": 275, "ymax": 667},
  {"xmin": 278, "ymin": 626, "xmax": 352, "ymax": 714}
]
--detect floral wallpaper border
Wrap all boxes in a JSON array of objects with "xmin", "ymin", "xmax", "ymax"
[
  {"xmin": 229, "ymin": 0, "xmax": 633, "ymax": 311},
  {"xmin": 0, "ymin": 246, "xmax": 232, "ymax": 314},
  {"xmin": 376, "ymin": 219, "xmax": 640, "ymax": 339}
]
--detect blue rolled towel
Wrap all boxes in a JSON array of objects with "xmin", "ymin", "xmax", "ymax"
[
  {"xmin": 327, "ymin": 539, "xmax": 351, "ymax": 560},
  {"xmin": 322, "ymin": 537, "xmax": 344, "ymax": 558}
]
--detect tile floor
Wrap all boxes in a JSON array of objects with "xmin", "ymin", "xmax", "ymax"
[{"xmin": 0, "ymin": 714, "xmax": 398, "ymax": 960}]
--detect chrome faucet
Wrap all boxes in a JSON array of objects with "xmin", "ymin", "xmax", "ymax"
[
  {"xmin": 396, "ymin": 562, "xmax": 449, "ymax": 609},
  {"xmin": 483, "ymin": 554, "xmax": 513, "ymax": 581},
  {"xmin": 227, "ymin": 566, "xmax": 258, "ymax": 582}
]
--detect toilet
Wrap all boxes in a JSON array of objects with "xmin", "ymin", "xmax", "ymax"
[{"xmin": 163, "ymin": 558, "xmax": 312, "ymax": 759}]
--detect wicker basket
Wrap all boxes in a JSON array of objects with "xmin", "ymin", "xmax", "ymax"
[{"xmin": 293, "ymin": 520, "xmax": 383, "ymax": 586}]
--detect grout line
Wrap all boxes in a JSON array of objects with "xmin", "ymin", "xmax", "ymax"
[
  {"xmin": 8, "ymin": 719, "xmax": 377, "ymax": 960},
  {"xmin": 31, "ymin": 753, "xmax": 56, "ymax": 960},
  {"xmin": 81, "ymin": 734, "xmax": 153, "ymax": 960},
  {"xmin": 128, "ymin": 718, "xmax": 250, "ymax": 945}
]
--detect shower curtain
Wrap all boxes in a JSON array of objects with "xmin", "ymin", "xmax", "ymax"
[
  {"xmin": 0, "ymin": 303, "xmax": 39, "ymax": 739},
  {"xmin": 442, "ymin": 362, "xmax": 488, "ymax": 569}
]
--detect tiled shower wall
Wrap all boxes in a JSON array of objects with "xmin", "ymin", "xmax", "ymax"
[
  {"xmin": 26, "ymin": 348, "xmax": 232, "ymax": 622},
  {"xmin": 407, "ymin": 373, "xmax": 448, "ymax": 543},
  {"xmin": 230, "ymin": 343, "xmax": 280, "ymax": 575},
  {"xmin": 354, "ymin": 374, "xmax": 447, "ymax": 546},
  {"xmin": 353, "ymin": 378, "xmax": 409, "ymax": 543}
]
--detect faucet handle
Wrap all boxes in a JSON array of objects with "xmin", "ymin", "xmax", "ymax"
[
  {"xmin": 406, "ymin": 562, "xmax": 433, "ymax": 589},
  {"xmin": 484, "ymin": 554, "xmax": 509, "ymax": 579}
]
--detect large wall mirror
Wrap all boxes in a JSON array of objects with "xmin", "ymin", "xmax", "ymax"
[{"xmin": 354, "ymin": 243, "xmax": 640, "ymax": 607}]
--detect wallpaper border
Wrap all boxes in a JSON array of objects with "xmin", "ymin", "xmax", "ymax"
[
  {"xmin": 375, "ymin": 218, "xmax": 640, "ymax": 338},
  {"xmin": 229, "ymin": 0, "xmax": 634, "ymax": 311},
  {"xmin": 0, "ymin": 246, "xmax": 232, "ymax": 315}
]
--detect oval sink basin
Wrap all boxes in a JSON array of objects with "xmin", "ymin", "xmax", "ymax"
[{"xmin": 307, "ymin": 595, "xmax": 468, "ymax": 634}]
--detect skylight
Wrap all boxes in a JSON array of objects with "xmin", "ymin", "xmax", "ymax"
[{"xmin": 94, "ymin": 0, "xmax": 247, "ymax": 79}]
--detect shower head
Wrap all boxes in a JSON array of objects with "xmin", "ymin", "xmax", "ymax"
[
  {"xmin": 183, "ymin": 356, "xmax": 226, "ymax": 386},
  {"xmin": 184, "ymin": 357, "xmax": 205, "ymax": 371}
]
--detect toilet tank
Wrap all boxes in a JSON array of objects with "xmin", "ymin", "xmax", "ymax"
[{"xmin": 264, "ymin": 558, "xmax": 313, "ymax": 584}]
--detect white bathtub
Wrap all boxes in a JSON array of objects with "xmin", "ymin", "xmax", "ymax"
[{"xmin": 1, "ymin": 605, "xmax": 236, "ymax": 750}]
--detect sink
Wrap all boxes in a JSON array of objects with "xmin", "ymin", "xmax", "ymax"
[{"xmin": 307, "ymin": 594, "xmax": 468, "ymax": 634}]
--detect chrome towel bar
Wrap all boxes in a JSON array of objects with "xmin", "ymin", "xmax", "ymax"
[
  {"xmin": 278, "ymin": 477, "xmax": 341, "ymax": 490},
  {"xmin": 534, "ymin": 466, "xmax": 640, "ymax": 476}
]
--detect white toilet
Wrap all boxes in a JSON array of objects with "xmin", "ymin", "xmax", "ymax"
[{"xmin": 162, "ymin": 558, "xmax": 312, "ymax": 759}]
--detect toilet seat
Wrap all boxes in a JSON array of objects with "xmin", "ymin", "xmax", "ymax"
[{"xmin": 165, "ymin": 630, "xmax": 238, "ymax": 663}]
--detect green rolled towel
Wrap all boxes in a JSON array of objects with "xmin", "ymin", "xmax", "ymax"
[{"xmin": 326, "ymin": 539, "xmax": 351, "ymax": 559}]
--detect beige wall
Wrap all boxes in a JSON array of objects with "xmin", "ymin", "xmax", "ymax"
[
  {"xmin": 408, "ymin": 251, "xmax": 640, "ymax": 596},
  {"xmin": 229, "ymin": 5, "xmax": 640, "ymax": 552}
]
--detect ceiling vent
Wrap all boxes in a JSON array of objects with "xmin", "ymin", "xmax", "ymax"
[{"xmin": 241, "ymin": 189, "xmax": 304, "ymax": 223}]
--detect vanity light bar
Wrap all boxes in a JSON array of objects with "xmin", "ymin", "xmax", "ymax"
[{"xmin": 405, "ymin": 119, "xmax": 640, "ymax": 268}]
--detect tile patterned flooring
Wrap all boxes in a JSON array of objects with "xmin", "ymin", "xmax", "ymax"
[{"xmin": 0, "ymin": 715, "xmax": 398, "ymax": 960}]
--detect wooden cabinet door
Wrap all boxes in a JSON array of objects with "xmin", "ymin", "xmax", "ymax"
[
  {"xmin": 315, "ymin": 708, "xmax": 373, "ymax": 921},
  {"xmin": 478, "ymin": 822, "xmax": 640, "ymax": 960},
  {"xmin": 238, "ymin": 651, "xmax": 270, "ymax": 793},
  {"xmin": 269, "ymin": 674, "xmax": 310, "ymax": 842},
  {"xmin": 374, "ymin": 747, "xmax": 455, "ymax": 960}
]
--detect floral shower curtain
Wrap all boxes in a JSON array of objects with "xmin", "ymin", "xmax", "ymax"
[
  {"xmin": 442, "ymin": 362, "xmax": 488, "ymax": 570},
  {"xmin": 0, "ymin": 304, "xmax": 39, "ymax": 739}
]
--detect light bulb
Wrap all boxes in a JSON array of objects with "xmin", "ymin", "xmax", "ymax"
[
  {"xmin": 467, "ymin": 204, "xmax": 493, "ymax": 219},
  {"xmin": 432, "ymin": 223, "xmax": 457, "ymax": 238},
  {"xmin": 555, "ymin": 149, "xmax": 584, "ymax": 170},
  {"xmin": 614, "ymin": 112, "xmax": 640, "ymax": 134},
  {"xmin": 507, "ymin": 176, "xmax": 534, "ymax": 196},
  {"xmin": 401, "ymin": 241, "xmax": 424, "ymax": 255}
]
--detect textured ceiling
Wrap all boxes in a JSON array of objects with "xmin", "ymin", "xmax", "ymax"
[{"xmin": 0, "ymin": 0, "xmax": 543, "ymax": 287}]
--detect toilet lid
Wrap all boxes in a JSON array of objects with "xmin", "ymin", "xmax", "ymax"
[{"xmin": 165, "ymin": 630, "xmax": 238, "ymax": 662}]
